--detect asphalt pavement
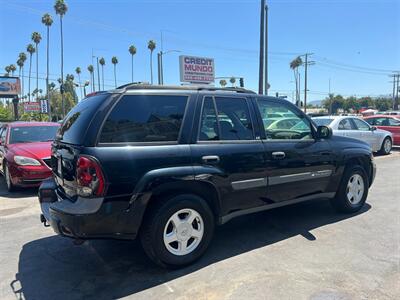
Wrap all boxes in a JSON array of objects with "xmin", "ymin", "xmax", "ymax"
[{"xmin": 0, "ymin": 150, "xmax": 399, "ymax": 300}]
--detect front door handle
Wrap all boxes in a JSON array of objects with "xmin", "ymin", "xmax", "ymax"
[
  {"xmin": 272, "ymin": 151, "xmax": 286, "ymax": 159},
  {"xmin": 202, "ymin": 155, "xmax": 220, "ymax": 164}
]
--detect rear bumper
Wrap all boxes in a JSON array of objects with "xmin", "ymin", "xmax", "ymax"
[{"xmin": 38, "ymin": 178, "xmax": 139, "ymax": 240}]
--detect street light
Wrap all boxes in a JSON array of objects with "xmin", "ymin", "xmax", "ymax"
[{"xmin": 157, "ymin": 50, "xmax": 181, "ymax": 85}]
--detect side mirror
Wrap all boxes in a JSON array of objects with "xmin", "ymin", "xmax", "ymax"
[
  {"xmin": 317, "ymin": 125, "xmax": 332, "ymax": 139},
  {"xmin": 371, "ymin": 126, "xmax": 377, "ymax": 131}
]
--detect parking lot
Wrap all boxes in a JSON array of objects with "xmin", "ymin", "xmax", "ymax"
[{"xmin": 0, "ymin": 150, "xmax": 399, "ymax": 300}]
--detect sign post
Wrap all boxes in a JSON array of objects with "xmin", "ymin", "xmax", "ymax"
[{"xmin": 179, "ymin": 55, "xmax": 215, "ymax": 84}]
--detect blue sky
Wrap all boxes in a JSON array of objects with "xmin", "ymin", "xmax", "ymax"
[{"xmin": 0, "ymin": 0, "xmax": 399, "ymax": 102}]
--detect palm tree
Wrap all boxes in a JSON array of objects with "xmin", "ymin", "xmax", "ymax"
[
  {"xmin": 290, "ymin": 56, "xmax": 303, "ymax": 106},
  {"xmin": 230, "ymin": 77, "xmax": 236, "ymax": 87},
  {"xmin": 147, "ymin": 40, "xmax": 156, "ymax": 84},
  {"xmin": 111, "ymin": 56, "xmax": 118, "ymax": 88},
  {"xmin": 17, "ymin": 59, "xmax": 24, "ymax": 97},
  {"xmin": 31, "ymin": 32, "xmax": 42, "ymax": 101},
  {"xmin": 5, "ymin": 65, "xmax": 11, "ymax": 76},
  {"xmin": 128, "ymin": 45, "xmax": 137, "ymax": 83},
  {"xmin": 54, "ymin": 0, "xmax": 68, "ymax": 117},
  {"xmin": 219, "ymin": 79, "xmax": 227, "ymax": 87},
  {"xmin": 75, "ymin": 67, "xmax": 82, "ymax": 99},
  {"xmin": 18, "ymin": 52, "xmax": 27, "ymax": 99},
  {"xmin": 9, "ymin": 64, "xmax": 16, "ymax": 76},
  {"xmin": 26, "ymin": 44, "xmax": 36, "ymax": 102},
  {"xmin": 42, "ymin": 13, "xmax": 53, "ymax": 117},
  {"xmin": 99, "ymin": 57, "xmax": 105, "ymax": 90},
  {"xmin": 87, "ymin": 65, "xmax": 94, "ymax": 92}
]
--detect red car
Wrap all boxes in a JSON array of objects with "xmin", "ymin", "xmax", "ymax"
[
  {"xmin": 0, "ymin": 122, "xmax": 60, "ymax": 191},
  {"xmin": 364, "ymin": 115, "xmax": 400, "ymax": 145}
]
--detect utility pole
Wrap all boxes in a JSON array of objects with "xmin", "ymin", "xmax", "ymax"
[
  {"xmin": 96, "ymin": 57, "xmax": 101, "ymax": 91},
  {"xmin": 390, "ymin": 74, "xmax": 396, "ymax": 110},
  {"xmin": 157, "ymin": 53, "xmax": 162, "ymax": 85},
  {"xmin": 264, "ymin": 2, "xmax": 268, "ymax": 95},
  {"xmin": 395, "ymin": 73, "xmax": 400, "ymax": 110},
  {"xmin": 258, "ymin": 0, "xmax": 265, "ymax": 94},
  {"xmin": 303, "ymin": 53, "xmax": 314, "ymax": 113}
]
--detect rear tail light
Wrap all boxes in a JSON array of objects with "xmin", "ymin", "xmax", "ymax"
[{"xmin": 76, "ymin": 156, "xmax": 105, "ymax": 197}]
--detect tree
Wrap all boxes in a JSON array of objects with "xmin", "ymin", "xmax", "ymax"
[
  {"xmin": 17, "ymin": 59, "xmax": 24, "ymax": 97},
  {"xmin": 64, "ymin": 74, "xmax": 78, "ymax": 103},
  {"xmin": 26, "ymin": 44, "xmax": 36, "ymax": 102},
  {"xmin": 219, "ymin": 79, "xmax": 227, "ymax": 87},
  {"xmin": 322, "ymin": 94, "xmax": 344, "ymax": 114},
  {"xmin": 18, "ymin": 52, "xmax": 27, "ymax": 98},
  {"xmin": 31, "ymin": 32, "xmax": 42, "ymax": 101},
  {"xmin": 9, "ymin": 64, "xmax": 16, "ymax": 76},
  {"xmin": 147, "ymin": 40, "xmax": 156, "ymax": 84},
  {"xmin": 4, "ymin": 65, "xmax": 11, "ymax": 76},
  {"xmin": 128, "ymin": 45, "xmax": 137, "ymax": 83},
  {"xmin": 290, "ymin": 56, "xmax": 303, "ymax": 106},
  {"xmin": 75, "ymin": 67, "xmax": 82, "ymax": 99},
  {"xmin": 87, "ymin": 65, "xmax": 94, "ymax": 92},
  {"xmin": 54, "ymin": 0, "xmax": 68, "ymax": 117},
  {"xmin": 229, "ymin": 77, "xmax": 236, "ymax": 87},
  {"xmin": 42, "ymin": 12, "xmax": 53, "ymax": 118},
  {"xmin": 111, "ymin": 56, "xmax": 118, "ymax": 88},
  {"xmin": 99, "ymin": 57, "xmax": 105, "ymax": 90}
]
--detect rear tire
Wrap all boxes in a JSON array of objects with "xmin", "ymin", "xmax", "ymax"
[
  {"xmin": 140, "ymin": 194, "xmax": 214, "ymax": 268},
  {"xmin": 379, "ymin": 137, "xmax": 392, "ymax": 155},
  {"xmin": 4, "ymin": 163, "xmax": 16, "ymax": 192},
  {"xmin": 330, "ymin": 165, "xmax": 368, "ymax": 213}
]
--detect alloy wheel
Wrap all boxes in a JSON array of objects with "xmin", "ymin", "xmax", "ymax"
[
  {"xmin": 346, "ymin": 174, "xmax": 365, "ymax": 205},
  {"xmin": 163, "ymin": 208, "xmax": 204, "ymax": 256}
]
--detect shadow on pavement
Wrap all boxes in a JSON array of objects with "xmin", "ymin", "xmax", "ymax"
[
  {"xmin": 13, "ymin": 199, "xmax": 371, "ymax": 300},
  {"xmin": 0, "ymin": 176, "xmax": 38, "ymax": 199}
]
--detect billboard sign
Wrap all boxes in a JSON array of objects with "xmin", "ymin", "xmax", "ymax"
[
  {"xmin": 40, "ymin": 99, "xmax": 49, "ymax": 113},
  {"xmin": 0, "ymin": 76, "xmax": 21, "ymax": 98},
  {"xmin": 24, "ymin": 102, "xmax": 40, "ymax": 113},
  {"xmin": 179, "ymin": 55, "xmax": 215, "ymax": 84}
]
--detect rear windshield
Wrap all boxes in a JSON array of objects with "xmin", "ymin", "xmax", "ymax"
[
  {"xmin": 313, "ymin": 118, "xmax": 334, "ymax": 126},
  {"xmin": 56, "ymin": 94, "xmax": 109, "ymax": 144},
  {"xmin": 9, "ymin": 126, "xmax": 59, "ymax": 144},
  {"xmin": 99, "ymin": 95, "xmax": 188, "ymax": 143}
]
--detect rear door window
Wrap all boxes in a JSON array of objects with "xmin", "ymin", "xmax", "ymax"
[
  {"xmin": 352, "ymin": 118, "xmax": 370, "ymax": 131},
  {"xmin": 99, "ymin": 95, "xmax": 188, "ymax": 143},
  {"xmin": 199, "ymin": 96, "xmax": 254, "ymax": 141},
  {"xmin": 338, "ymin": 119, "xmax": 354, "ymax": 130}
]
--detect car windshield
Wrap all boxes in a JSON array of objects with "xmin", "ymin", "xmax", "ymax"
[
  {"xmin": 313, "ymin": 118, "xmax": 334, "ymax": 126},
  {"xmin": 9, "ymin": 126, "xmax": 59, "ymax": 144}
]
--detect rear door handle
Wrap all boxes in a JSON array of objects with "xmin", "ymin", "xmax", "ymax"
[
  {"xmin": 272, "ymin": 151, "xmax": 285, "ymax": 159},
  {"xmin": 202, "ymin": 155, "xmax": 220, "ymax": 164}
]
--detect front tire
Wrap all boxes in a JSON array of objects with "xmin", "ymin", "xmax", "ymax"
[
  {"xmin": 140, "ymin": 194, "xmax": 214, "ymax": 268},
  {"xmin": 4, "ymin": 163, "xmax": 16, "ymax": 192},
  {"xmin": 331, "ymin": 165, "xmax": 368, "ymax": 213},
  {"xmin": 379, "ymin": 137, "xmax": 392, "ymax": 155}
]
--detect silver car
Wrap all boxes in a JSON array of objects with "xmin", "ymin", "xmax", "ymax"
[{"xmin": 313, "ymin": 116, "xmax": 393, "ymax": 155}]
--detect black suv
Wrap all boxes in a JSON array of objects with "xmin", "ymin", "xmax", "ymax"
[{"xmin": 39, "ymin": 85, "xmax": 376, "ymax": 267}]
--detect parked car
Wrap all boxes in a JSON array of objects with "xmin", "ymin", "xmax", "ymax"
[
  {"xmin": 364, "ymin": 115, "xmax": 400, "ymax": 145},
  {"xmin": 0, "ymin": 122, "xmax": 60, "ymax": 191},
  {"xmin": 313, "ymin": 116, "xmax": 393, "ymax": 155},
  {"xmin": 39, "ymin": 85, "xmax": 376, "ymax": 267}
]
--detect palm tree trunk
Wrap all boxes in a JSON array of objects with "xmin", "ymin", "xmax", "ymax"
[
  {"xmin": 28, "ymin": 54, "xmax": 32, "ymax": 102},
  {"xmin": 46, "ymin": 25, "xmax": 52, "ymax": 120},
  {"xmin": 36, "ymin": 43, "xmax": 39, "ymax": 101},
  {"xmin": 21, "ymin": 66, "xmax": 24, "ymax": 101},
  {"xmin": 101, "ymin": 66, "xmax": 104, "ymax": 90},
  {"xmin": 60, "ymin": 16, "xmax": 65, "ymax": 118},
  {"xmin": 150, "ymin": 51, "xmax": 153, "ymax": 84},
  {"xmin": 293, "ymin": 69, "xmax": 298, "ymax": 104},
  {"xmin": 131, "ymin": 55, "xmax": 133, "ymax": 83},
  {"xmin": 78, "ymin": 74, "xmax": 82, "ymax": 100},
  {"xmin": 114, "ymin": 65, "xmax": 117, "ymax": 88},
  {"xmin": 18, "ymin": 67, "xmax": 22, "ymax": 98}
]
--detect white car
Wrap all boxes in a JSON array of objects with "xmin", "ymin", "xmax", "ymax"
[{"xmin": 313, "ymin": 116, "xmax": 393, "ymax": 155}]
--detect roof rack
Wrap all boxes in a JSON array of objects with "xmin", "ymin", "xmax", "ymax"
[{"xmin": 116, "ymin": 83, "xmax": 256, "ymax": 94}]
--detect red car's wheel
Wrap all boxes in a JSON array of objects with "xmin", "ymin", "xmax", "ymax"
[{"xmin": 4, "ymin": 163, "xmax": 16, "ymax": 192}]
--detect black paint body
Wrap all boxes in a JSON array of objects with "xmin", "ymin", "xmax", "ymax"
[{"xmin": 39, "ymin": 87, "xmax": 376, "ymax": 240}]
